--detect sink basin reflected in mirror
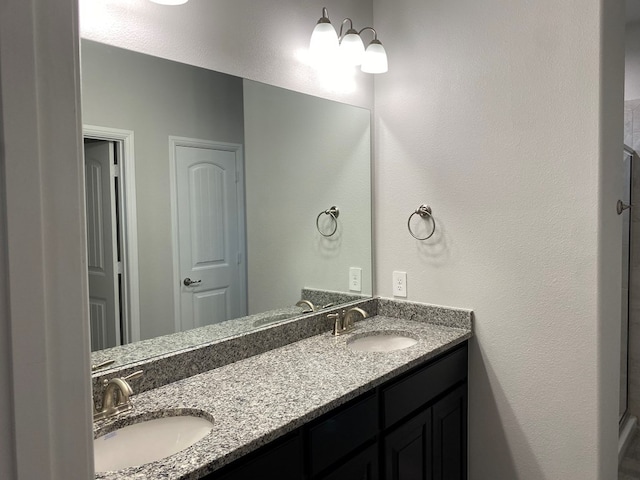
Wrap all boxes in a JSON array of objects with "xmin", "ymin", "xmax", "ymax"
[
  {"xmin": 94, "ymin": 415, "xmax": 214, "ymax": 473},
  {"xmin": 347, "ymin": 332, "xmax": 418, "ymax": 352}
]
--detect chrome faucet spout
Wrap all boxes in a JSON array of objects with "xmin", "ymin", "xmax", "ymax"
[
  {"xmin": 329, "ymin": 307, "xmax": 367, "ymax": 336},
  {"xmin": 102, "ymin": 378, "xmax": 133, "ymax": 410},
  {"xmin": 296, "ymin": 299, "xmax": 315, "ymax": 313},
  {"xmin": 94, "ymin": 370, "xmax": 143, "ymax": 422},
  {"xmin": 344, "ymin": 307, "xmax": 368, "ymax": 323}
]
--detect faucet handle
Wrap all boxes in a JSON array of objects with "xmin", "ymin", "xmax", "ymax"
[
  {"xmin": 101, "ymin": 370, "xmax": 143, "ymax": 390},
  {"xmin": 91, "ymin": 359, "xmax": 115, "ymax": 372},
  {"xmin": 123, "ymin": 370, "xmax": 144, "ymax": 382},
  {"xmin": 328, "ymin": 311, "xmax": 347, "ymax": 336}
]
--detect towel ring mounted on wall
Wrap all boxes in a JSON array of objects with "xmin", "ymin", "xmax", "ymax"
[
  {"xmin": 316, "ymin": 206, "xmax": 340, "ymax": 237},
  {"xmin": 407, "ymin": 204, "xmax": 436, "ymax": 240}
]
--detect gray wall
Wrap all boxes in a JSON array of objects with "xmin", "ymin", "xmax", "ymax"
[
  {"xmin": 0, "ymin": 90, "xmax": 16, "ymax": 480},
  {"xmin": 626, "ymin": 21, "xmax": 640, "ymax": 101},
  {"xmin": 81, "ymin": 40, "xmax": 245, "ymax": 340},
  {"xmin": 244, "ymin": 80, "xmax": 372, "ymax": 313}
]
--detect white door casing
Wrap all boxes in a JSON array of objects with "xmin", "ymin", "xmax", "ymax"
[
  {"xmin": 84, "ymin": 140, "xmax": 120, "ymax": 350},
  {"xmin": 170, "ymin": 137, "xmax": 247, "ymax": 331},
  {"xmin": 83, "ymin": 125, "xmax": 140, "ymax": 344}
]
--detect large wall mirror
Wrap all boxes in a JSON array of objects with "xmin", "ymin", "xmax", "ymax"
[{"xmin": 82, "ymin": 40, "xmax": 373, "ymax": 368}]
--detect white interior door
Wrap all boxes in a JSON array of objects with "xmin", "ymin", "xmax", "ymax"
[
  {"xmin": 175, "ymin": 143, "xmax": 246, "ymax": 330},
  {"xmin": 84, "ymin": 140, "xmax": 120, "ymax": 350}
]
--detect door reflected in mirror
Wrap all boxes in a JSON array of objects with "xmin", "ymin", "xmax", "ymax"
[
  {"xmin": 81, "ymin": 39, "xmax": 372, "ymax": 366},
  {"xmin": 84, "ymin": 138, "xmax": 120, "ymax": 351}
]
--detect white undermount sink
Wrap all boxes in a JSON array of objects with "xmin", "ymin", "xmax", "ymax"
[
  {"xmin": 94, "ymin": 414, "xmax": 214, "ymax": 472},
  {"xmin": 347, "ymin": 332, "xmax": 418, "ymax": 352}
]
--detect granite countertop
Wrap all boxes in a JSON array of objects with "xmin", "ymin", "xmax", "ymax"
[{"xmin": 94, "ymin": 314, "xmax": 472, "ymax": 480}]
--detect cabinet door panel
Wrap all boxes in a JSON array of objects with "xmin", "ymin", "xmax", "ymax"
[
  {"xmin": 319, "ymin": 443, "xmax": 378, "ymax": 480},
  {"xmin": 432, "ymin": 384, "xmax": 467, "ymax": 480},
  {"xmin": 384, "ymin": 409, "xmax": 431, "ymax": 480},
  {"xmin": 309, "ymin": 393, "xmax": 378, "ymax": 475}
]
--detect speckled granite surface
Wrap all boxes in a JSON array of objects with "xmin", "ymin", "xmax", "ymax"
[
  {"xmin": 92, "ymin": 298, "xmax": 378, "ymax": 400},
  {"xmin": 92, "ymin": 305, "xmax": 309, "ymax": 370},
  {"xmin": 301, "ymin": 288, "xmax": 369, "ymax": 309},
  {"xmin": 378, "ymin": 297, "xmax": 472, "ymax": 329},
  {"xmin": 93, "ymin": 313, "xmax": 471, "ymax": 480},
  {"xmin": 92, "ymin": 292, "xmax": 370, "ymax": 372}
]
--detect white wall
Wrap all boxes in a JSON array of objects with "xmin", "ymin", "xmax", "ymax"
[
  {"xmin": 373, "ymin": 0, "xmax": 624, "ymax": 478},
  {"xmin": 79, "ymin": 0, "xmax": 374, "ymax": 110},
  {"xmin": 244, "ymin": 80, "xmax": 372, "ymax": 313},
  {"xmin": 626, "ymin": 21, "xmax": 640, "ymax": 100}
]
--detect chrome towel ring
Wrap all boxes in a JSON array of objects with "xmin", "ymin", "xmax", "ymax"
[
  {"xmin": 316, "ymin": 206, "xmax": 340, "ymax": 237},
  {"xmin": 408, "ymin": 204, "xmax": 436, "ymax": 240}
]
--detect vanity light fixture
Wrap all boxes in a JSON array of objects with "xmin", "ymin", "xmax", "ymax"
[
  {"xmin": 309, "ymin": 7, "xmax": 388, "ymax": 73},
  {"xmin": 359, "ymin": 28, "xmax": 388, "ymax": 74},
  {"xmin": 149, "ymin": 0, "xmax": 189, "ymax": 5}
]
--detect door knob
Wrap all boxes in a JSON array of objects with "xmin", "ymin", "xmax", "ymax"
[
  {"xmin": 183, "ymin": 277, "xmax": 202, "ymax": 286},
  {"xmin": 617, "ymin": 200, "xmax": 633, "ymax": 215}
]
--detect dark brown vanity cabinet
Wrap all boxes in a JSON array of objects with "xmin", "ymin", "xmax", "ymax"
[
  {"xmin": 208, "ymin": 342, "xmax": 467, "ymax": 480},
  {"xmin": 214, "ymin": 433, "xmax": 304, "ymax": 480}
]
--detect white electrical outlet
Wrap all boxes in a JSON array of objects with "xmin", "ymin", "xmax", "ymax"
[
  {"xmin": 349, "ymin": 267, "xmax": 362, "ymax": 292},
  {"xmin": 392, "ymin": 271, "xmax": 407, "ymax": 297}
]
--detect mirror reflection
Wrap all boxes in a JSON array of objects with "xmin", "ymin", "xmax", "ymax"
[{"xmin": 81, "ymin": 40, "xmax": 372, "ymax": 364}]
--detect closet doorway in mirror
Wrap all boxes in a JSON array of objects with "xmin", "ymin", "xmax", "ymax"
[{"xmin": 83, "ymin": 126, "xmax": 140, "ymax": 351}]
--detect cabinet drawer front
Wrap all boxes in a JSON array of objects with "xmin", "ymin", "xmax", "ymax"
[
  {"xmin": 383, "ymin": 345, "xmax": 467, "ymax": 428},
  {"xmin": 214, "ymin": 434, "xmax": 303, "ymax": 480},
  {"xmin": 309, "ymin": 393, "xmax": 378, "ymax": 475}
]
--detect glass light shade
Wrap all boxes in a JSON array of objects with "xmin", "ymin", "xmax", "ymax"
[
  {"xmin": 361, "ymin": 40, "xmax": 388, "ymax": 74},
  {"xmin": 340, "ymin": 31, "xmax": 365, "ymax": 66},
  {"xmin": 310, "ymin": 22, "xmax": 339, "ymax": 58},
  {"xmin": 150, "ymin": 0, "xmax": 189, "ymax": 4}
]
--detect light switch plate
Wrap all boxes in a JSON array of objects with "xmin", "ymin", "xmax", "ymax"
[
  {"xmin": 349, "ymin": 267, "xmax": 362, "ymax": 292},
  {"xmin": 392, "ymin": 271, "xmax": 407, "ymax": 297}
]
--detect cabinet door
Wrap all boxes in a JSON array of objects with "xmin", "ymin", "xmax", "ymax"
[
  {"xmin": 309, "ymin": 393, "xmax": 378, "ymax": 476},
  {"xmin": 384, "ymin": 409, "xmax": 431, "ymax": 480},
  {"xmin": 319, "ymin": 443, "xmax": 378, "ymax": 480},
  {"xmin": 432, "ymin": 384, "xmax": 467, "ymax": 480},
  {"xmin": 213, "ymin": 434, "xmax": 303, "ymax": 480}
]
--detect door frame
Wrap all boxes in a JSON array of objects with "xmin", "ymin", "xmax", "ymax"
[
  {"xmin": 169, "ymin": 136, "xmax": 247, "ymax": 333},
  {"xmin": 83, "ymin": 125, "xmax": 141, "ymax": 343}
]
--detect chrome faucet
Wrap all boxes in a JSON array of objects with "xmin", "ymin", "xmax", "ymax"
[
  {"xmin": 296, "ymin": 299, "xmax": 316, "ymax": 313},
  {"xmin": 94, "ymin": 370, "xmax": 143, "ymax": 422},
  {"xmin": 329, "ymin": 307, "xmax": 368, "ymax": 336}
]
